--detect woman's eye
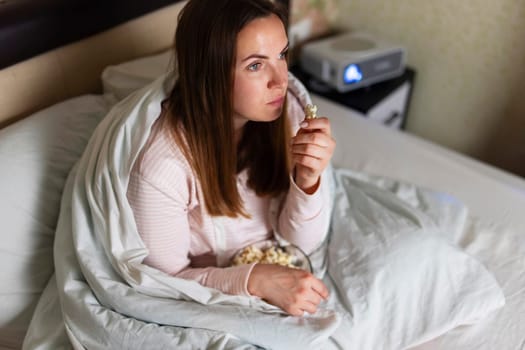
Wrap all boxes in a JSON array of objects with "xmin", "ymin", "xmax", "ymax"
[
  {"xmin": 248, "ymin": 62, "xmax": 261, "ymax": 71},
  {"xmin": 279, "ymin": 51, "xmax": 288, "ymax": 60}
]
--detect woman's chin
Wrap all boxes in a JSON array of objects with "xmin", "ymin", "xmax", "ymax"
[{"xmin": 267, "ymin": 106, "xmax": 284, "ymax": 121}]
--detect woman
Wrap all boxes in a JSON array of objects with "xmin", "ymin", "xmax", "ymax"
[{"xmin": 127, "ymin": 0, "xmax": 336, "ymax": 317}]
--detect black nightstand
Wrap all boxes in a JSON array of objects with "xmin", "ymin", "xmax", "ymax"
[{"xmin": 290, "ymin": 65, "xmax": 416, "ymax": 130}]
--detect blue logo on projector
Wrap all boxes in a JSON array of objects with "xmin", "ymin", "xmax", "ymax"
[{"xmin": 343, "ymin": 64, "xmax": 363, "ymax": 84}]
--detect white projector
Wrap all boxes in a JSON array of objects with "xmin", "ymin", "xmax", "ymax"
[{"xmin": 299, "ymin": 31, "xmax": 406, "ymax": 92}]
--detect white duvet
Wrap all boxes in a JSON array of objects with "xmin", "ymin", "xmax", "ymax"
[{"xmin": 23, "ymin": 73, "xmax": 505, "ymax": 350}]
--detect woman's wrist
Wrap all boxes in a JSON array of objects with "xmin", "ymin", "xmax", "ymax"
[
  {"xmin": 247, "ymin": 263, "xmax": 262, "ymax": 296},
  {"xmin": 294, "ymin": 175, "xmax": 320, "ymax": 195}
]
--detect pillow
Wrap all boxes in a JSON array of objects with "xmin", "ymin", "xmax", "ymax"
[
  {"xmin": 102, "ymin": 50, "xmax": 174, "ymax": 101},
  {"xmin": 326, "ymin": 170, "xmax": 505, "ymax": 349},
  {"xmin": 0, "ymin": 95, "xmax": 111, "ymax": 348}
]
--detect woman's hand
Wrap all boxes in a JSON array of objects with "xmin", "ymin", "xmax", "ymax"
[
  {"xmin": 291, "ymin": 116, "xmax": 335, "ymax": 194},
  {"xmin": 247, "ymin": 263, "xmax": 329, "ymax": 316}
]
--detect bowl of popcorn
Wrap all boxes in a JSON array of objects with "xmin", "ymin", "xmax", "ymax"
[{"xmin": 231, "ymin": 240, "xmax": 312, "ymax": 273}]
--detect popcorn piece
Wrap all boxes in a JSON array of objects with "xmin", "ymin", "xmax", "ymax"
[
  {"xmin": 304, "ymin": 104, "xmax": 318, "ymax": 120},
  {"xmin": 232, "ymin": 245, "xmax": 296, "ymax": 268},
  {"xmin": 232, "ymin": 245, "xmax": 263, "ymax": 266}
]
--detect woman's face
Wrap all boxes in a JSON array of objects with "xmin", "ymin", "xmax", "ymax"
[{"xmin": 232, "ymin": 14, "xmax": 289, "ymax": 130}]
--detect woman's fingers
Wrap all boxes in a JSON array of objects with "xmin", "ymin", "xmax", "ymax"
[
  {"xmin": 292, "ymin": 118, "xmax": 336, "ymax": 166},
  {"xmin": 301, "ymin": 300, "xmax": 319, "ymax": 315},
  {"xmin": 293, "ymin": 129, "xmax": 334, "ymax": 150},
  {"xmin": 299, "ymin": 279, "xmax": 330, "ymax": 314},
  {"xmin": 292, "ymin": 144, "xmax": 329, "ymax": 162},
  {"xmin": 247, "ymin": 264, "xmax": 329, "ymax": 316},
  {"xmin": 299, "ymin": 116, "xmax": 332, "ymax": 135},
  {"xmin": 311, "ymin": 278, "xmax": 330, "ymax": 300},
  {"xmin": 291, "ymin": 138, "xmax": 334, "ymax": 182}
]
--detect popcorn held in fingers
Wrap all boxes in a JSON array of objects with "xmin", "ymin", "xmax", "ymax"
[{"xmin": 304, "ymin": 104, "xmax": 318, "ymax": 120}]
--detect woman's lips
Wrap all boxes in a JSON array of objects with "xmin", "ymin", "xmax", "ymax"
[{"xmin": 267, "ymin": 96, "xmax": 285, "ymax": 107}]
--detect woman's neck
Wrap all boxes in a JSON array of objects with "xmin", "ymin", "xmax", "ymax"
[{"xmin": 234, "ymin": 127, "xmax": 244, "ymax": 148}]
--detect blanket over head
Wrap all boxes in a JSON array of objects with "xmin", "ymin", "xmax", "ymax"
[{"xmin": 23, "ymin": 73, "xmax": 505, "ymax": 350}]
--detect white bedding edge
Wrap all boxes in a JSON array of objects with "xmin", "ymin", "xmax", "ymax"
[{"xmin": 315, "ymin": 93, "xmax": 525, "ymax": 231}]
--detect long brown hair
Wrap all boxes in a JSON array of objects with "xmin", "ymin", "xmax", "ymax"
[{"xmin": 165, "ymin": 0, "xmax": 290, "ymax": 218}]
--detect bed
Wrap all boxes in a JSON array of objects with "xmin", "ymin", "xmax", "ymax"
[{"xmin": 1, "ymin": 1, "xmax": 524, "ymax": 349}]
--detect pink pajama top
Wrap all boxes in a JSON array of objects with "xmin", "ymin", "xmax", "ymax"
[{"xmin": 127, "ymin": 92, "xmax": 331, "ymax": 297}]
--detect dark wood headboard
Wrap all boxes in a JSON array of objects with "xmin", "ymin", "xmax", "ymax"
[
  {"xmin": 0, "ymin": 0, "xmax": 183, "ymax": 69},
  {"xmin": 0, "ymin": 0, "xmax": 290, "ymax": 70}
]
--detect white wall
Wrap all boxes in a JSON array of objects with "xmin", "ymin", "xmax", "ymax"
[{"xmin": 327, "ymin": 0, "xmax": 525, "ymax": 177}]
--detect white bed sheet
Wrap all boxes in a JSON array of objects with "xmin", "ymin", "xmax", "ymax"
[
  {"xmin": 315, "ymin": 94, "xmax": 525, "ymax": 350},
  {"xmin": 318, "ymin": 94, "xmax": 525, "ymax": 228}
]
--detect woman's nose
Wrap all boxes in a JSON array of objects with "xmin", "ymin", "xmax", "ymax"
[{"xmin": 268, "ymin": 64, "xmax": 288, "ymax": 89}]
